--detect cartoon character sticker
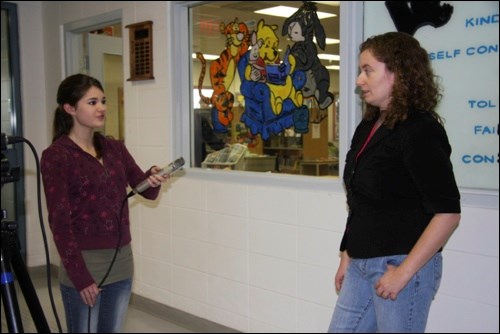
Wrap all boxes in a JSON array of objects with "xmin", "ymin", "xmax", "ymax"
[
  {"xmin": 196, "ymin": 18, "xmax": 250, "ymax": 133},
  {"xmin": 238, "ymin": 19, "xmax": 309, "ymax": 140},
  {"xmin": 282, "ymin": 1, "xmax": 334, "ymax": 111}
]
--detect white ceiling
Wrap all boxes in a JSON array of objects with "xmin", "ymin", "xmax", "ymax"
[{"xmin": 191, "ymin": 1, "xmax": 340, "ymax": 67}]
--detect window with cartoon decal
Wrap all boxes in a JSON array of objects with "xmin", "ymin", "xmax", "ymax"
[{"xmin": 191, "ymin": 1, "xmax": 340, "ymax": 176}]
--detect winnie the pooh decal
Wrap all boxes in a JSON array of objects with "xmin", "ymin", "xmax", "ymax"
[{"xmin": 238, "ymin": 19, "xmax": 309, "ymax": 140}]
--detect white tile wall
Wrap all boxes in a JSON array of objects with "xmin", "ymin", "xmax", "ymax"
[
  {"xmin": 172, "ymin": 236, "xmax": 208, "ymax": 272},
  {"xmin": 207, "ymin": 275, "xmax": 249, "ymax": 316},
  {"xmin": 172, "ymin": 266, "xmax": 208, "ymax": 302},
  {"xmin": 206, "ymin": 212, "xmax": 248, "ymax": 250},
  {"xmin": 428, "ymin": 294, "xmax": 500, "ymax": 333},
  {"xmin": 206, "ymin": 244, "xmax": 248, "ymax": 283},
  {"xmin": 141, "ymin": 229, "xmax": 171, "ymax": 262},
  {"xmin": 250, "ymin": 254, "xmax": 297, "ymax": 297},
  {"xmin": 249, "ymin": 220, "xmax": 297, "ymax": 261},
  {"xmin": 297, "ymin": 300, "xmax": 335, "ymax": 333},
  {"xmin": 249, "ymin": 287, "xmax": 297, "ymax": 332},
  {"xmin": 206, "ymin": 180, "xmax": 247, "ymax": 214},
  {"xmin": 446, "ymin": 206, "xmax": 499, "ymax": 256},
  {"xmin": 248, "ymin": 185, "xmax": 298, "ymax": 225},
  {"xmin": 297, "ymin": 264, "xmax": 336, "ymax": 307},
  {"xmin": 441, "ymin": 250, "xmax": 499, "ymax": 306},
  {"xmin": 298, "ymin": 190, "xmax": 348, "ymax": 232}
]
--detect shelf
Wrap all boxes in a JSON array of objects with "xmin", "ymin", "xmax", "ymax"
[
  {"xmin": 264, "ymin": 147, "xmax": 302, "ymax": 150},
  {"xmin": 300, "ymin": 158, "xmax": 339, "ymax": 176}
]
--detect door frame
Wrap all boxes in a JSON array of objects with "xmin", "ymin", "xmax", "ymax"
[{"xmin": 63, "ymin": 9, "xmax": 122, "ymax": 76}]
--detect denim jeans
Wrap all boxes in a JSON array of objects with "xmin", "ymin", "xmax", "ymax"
[
  {"xmin": 60, "ymin": 277, "xmax": 132, "ymax": 333},
  {"xmin": 328, "ymin": 253, "xmax": 442, "ymax": 333}
]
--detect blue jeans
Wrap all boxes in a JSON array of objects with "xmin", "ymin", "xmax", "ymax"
[
  {"xmin": 328, "ymin": 253, "xmax": 442, "ymax": 333},
  {"xmin": 60, "ymin": 278, "xmax": 132, "ymax": 333}
]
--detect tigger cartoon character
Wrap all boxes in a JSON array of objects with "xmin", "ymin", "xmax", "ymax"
[{"xmin": 197, "ymin": 18, "xmax": 250, "ymax": 132}]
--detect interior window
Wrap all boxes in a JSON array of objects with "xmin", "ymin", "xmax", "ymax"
[{"xmin": 190, "ymin": 1, "xmax": 340, "ymax": 177}]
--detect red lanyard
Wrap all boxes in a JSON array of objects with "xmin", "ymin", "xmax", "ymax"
[{"xmin": 356, "ymin": 122, "xmax": 380, "ymax": 161}]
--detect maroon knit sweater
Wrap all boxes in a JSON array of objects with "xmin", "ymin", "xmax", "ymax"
[{"xmin": 41, "ymin": 134, "xmax": 160, "ymax": 291}]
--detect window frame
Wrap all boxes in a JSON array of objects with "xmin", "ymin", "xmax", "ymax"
[
  {"xmin": 170, "ymin": 1, "xmax": 363, "ymax": 190},
  {"xmin": 169, "ymin": 1, "xmax": 498, "ymax": 207}
]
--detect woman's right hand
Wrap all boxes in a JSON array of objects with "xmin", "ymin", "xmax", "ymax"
[
  {"xmin": 80, "ymin": 283, "xmax": 101, "ymax": 307},
  {"xmin": 335, "ymin": 251, "xmax": 351, "ymax": 292}
]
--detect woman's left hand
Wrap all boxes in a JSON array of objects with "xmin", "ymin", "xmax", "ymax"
[{"xmin": 374, "ymin": 264, "xmax": 409, "ymax": 300}]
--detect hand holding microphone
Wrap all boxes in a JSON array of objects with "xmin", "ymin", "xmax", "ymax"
[{"xmin": 129, "ymin": 157, "xmax": 185, "ymax": 196}]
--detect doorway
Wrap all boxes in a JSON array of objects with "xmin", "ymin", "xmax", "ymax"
[
  {"xmin": 63, "ymin": 10, "xmax": 124, "ymax": 139},
  {"xmin": 88, "ymin": 33, "xmax": 124, "ymax": 139}
]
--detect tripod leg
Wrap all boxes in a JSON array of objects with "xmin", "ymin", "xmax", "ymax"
[
  {"xmin": 1, "ymin": 249, "xmax": 24, "ymax": 333},
  {"xmin": 9, "ymin": 243, "xmax": 51, "ymax": 333}
]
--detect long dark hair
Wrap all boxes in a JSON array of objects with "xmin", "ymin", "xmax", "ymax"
[
  {"xmin": 52, "ymin": 73, "xmax": 105, "ymax": 157},
  {"xmin": 360, "ymin": 32, "xmax": 443, "ymax": 128},
  {"xmin": 52, "ymin": 73, "xmax": 104, "ymax": 140}
]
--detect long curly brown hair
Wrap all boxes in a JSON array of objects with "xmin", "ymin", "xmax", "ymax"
[{"xmin": 360, "ymin": 32, "xmax": 443, "ymax": 128}]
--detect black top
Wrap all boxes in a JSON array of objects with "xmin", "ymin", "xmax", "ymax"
[{"xmin": 340, "ymin": 110, "xmax": 461, "ymax": 258}]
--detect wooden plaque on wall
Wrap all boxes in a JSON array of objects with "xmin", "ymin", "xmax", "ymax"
[{"xmin": 125, "ymin": 21, "xmax": 154, "ymax": 81}]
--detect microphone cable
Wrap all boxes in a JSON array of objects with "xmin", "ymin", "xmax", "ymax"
[
  {"xmin": 84, "ymin": 163, "xmax": 177, "ymax": 332},
  {"xmin": 85, "ymin": 169, "xmax": 154, "ymax": 332},
  {"xmin": 10, "ymin": 136, "xmax": 64, "ymax": 333},
  {"xmin": 86, "ymin": 193, "xmax": 128, "ymax": 333}
]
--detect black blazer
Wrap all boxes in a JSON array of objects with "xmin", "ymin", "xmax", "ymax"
[{"xmin": 340, "ymin": 110, "xmax": 461, "ymax": 258}]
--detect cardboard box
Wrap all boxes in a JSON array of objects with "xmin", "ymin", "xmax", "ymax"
[{"xmin": 244, "ymin": 156, "xmax": 276, "ymax": 172}]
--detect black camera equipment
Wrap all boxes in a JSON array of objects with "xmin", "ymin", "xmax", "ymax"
[{"xmin": 1, "ymin": 133, "xmax": 51, "ymax": 333}]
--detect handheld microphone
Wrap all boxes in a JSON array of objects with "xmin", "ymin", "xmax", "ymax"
[{"xmin": 131, "ymin": 157, "xmax": 185, "ymax": 194}]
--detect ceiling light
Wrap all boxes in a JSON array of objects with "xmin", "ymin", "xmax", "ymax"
[
  {"xmin": 255, "ymin": 6, "xmax": 336, "ymax": 19},
  {"xmin": 315, "ymin": 1, "xmax": 341, "ymax": 6},
  {"xmin": 318, "ymin": 54, "xmax": 340, "ymax": 61},
  {"xmin": 326, "ymin": 65, "xmax": 340, "ymax": 71},
  {"xmin": 314, "ymin": 37, "xmax": 340, "ymax": 45},
  {"xmin": 192, "ymin": 53, "xmax": 219, "ymax": 60}
]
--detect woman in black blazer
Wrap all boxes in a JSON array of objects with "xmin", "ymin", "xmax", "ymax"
[{"xmin": 328, "ymin": 32, "xmax": 461, "ymax": 333}]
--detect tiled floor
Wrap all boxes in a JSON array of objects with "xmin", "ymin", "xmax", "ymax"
[{"xmin": 1, "ymin": 270, "xmax": 196, "ymax": 333}]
